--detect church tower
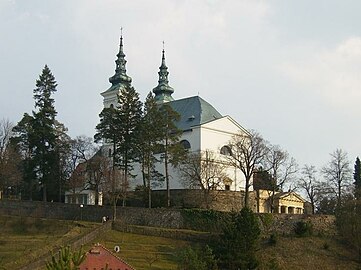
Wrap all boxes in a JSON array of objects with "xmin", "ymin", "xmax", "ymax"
[
  {"xmin": 152, "ymin": 47, "xmax": 174, "ymax": 103},
  {"xmin": 101, "ymin": 33, "xmax": 132, "ymax": 108}
]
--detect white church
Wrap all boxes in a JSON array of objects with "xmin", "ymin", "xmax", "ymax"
[
  {"xmin": 100, "ymin": 35, "xmax": 248, "ymax": 192},
  {"xmin": 65, "ymin": 35, "xmax": 306, "ymax": 214}
]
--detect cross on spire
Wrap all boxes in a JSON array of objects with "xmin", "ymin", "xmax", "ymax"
[{"xmin": 108, "ymin": 30, "xmax": 132, "ymax": 88}]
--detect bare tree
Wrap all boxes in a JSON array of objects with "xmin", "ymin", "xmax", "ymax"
[
  {"xmin": 0, "ymin": 119, "xmax": 22, "ymax": 198},
  {"xmin": 228, "ymin": 130, "xmax": 268, "ymax": 208},
  {"xmin": 322, "ymin": 149, "xmax": 352, "ymax": 208},
  {"xmin": 86, "ymin": 154, "xmax": 110, "ymax": 206},
  {"xmin": 102, "ymin": 166, "xmax": 128, "ymax": 220},
  {"xmin": 66, "ymin": 136, "xmax": 98, "ymax": 200},
  {"xmin": 179, "ymin": 150, "xmax": 228, "ymax": 208},
  {"xmin": 0, "ymin": 119, "xmax": 13, "ymax": 158},
  {"xmin": 263, "ymin": 144, "xmax": 298, "ymax": 212},
  {"xmin": 298, "ymin": 165, "xmax": 320, "ymax": 214}
]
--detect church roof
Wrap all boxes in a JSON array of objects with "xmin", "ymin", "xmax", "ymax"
[{"xmin": 169, "ymin": 95, "xmax": 223, "ymax": 131}]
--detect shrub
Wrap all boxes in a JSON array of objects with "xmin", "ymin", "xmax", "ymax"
[
  {"xmin": 216, "ymin": 208, "xmax": 260, "ymax": 270},
  {"xmin": 177, "ymin": 245, "xmax": 218, "ymax": 270},
  {"xmin": 12, "ymin": 217, "xmax": 28, "ymax": 234},
  {"xmin": 294, "ymin": 221, "xmax": 313, "ymax": 237},
  {"xmin": 323, "ymin": 242, "xmax": 330, "ymax": 250},
  {"xmin": 268, "ymin": 233, "xmax": 277, "ymax": 246},
  {"xmin": 267, "ymin": 257, "xmax": 280, "ymax": 270},
  {"xmin": 260, "ymin": 213, "xmax": 273, "ymax": 233}
]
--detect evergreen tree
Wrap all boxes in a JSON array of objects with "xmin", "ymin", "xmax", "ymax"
[
  {"xmin": 94, "ymin": 85, "xmax": 142, "ymax": 216},
  {"xmin": 31, "ymin": 65, "xmax": 60, "ymax": 202},
  {"xmin": 94, "ymin": 106, "xmax": 119, "ymax": 165},
  {"xmin": 158, "ymin": 103, "xmax": 183, "ymax": 207},
  {"xmin": 137, "ymin": 92, "xmax": 164, "ymax": 208},
  {"xmin": 11, "ymin": 113, "xmax": 36, "ymax": 199},
  {"xmin": 217, "ymin": 208, "xmax": 260, "ymax": 270},
  {"xmin": 354, "ymin": 157, "xmax": 361, "ymax": 199},
  {"xmin": 94, "ymin": 106, "xmax": 119, "ymax": 218},
  {"xmin": 116, "ymin": 86, "xmax": 142, "ymax": 205},
  {"xmin": 46, "ymin": 246, "xmax": 86, "ymax": 270},
  {"xmin": 54, "ymin": 121, "xmax": 71, "ymax": 202},
  {"xmin": 12, "ymin": 66, "xmax": 64, "ymax": 202}
]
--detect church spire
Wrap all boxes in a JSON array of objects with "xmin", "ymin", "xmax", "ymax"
[
  {"xmin": 109, "ymin": 29, "xmax": 132, "ymax": 88},
  {"xmin": 153, "ymin": 42, "xmax": 174, "ymax": 103}
]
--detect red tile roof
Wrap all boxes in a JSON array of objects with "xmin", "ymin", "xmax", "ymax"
[{"xmin": 79, "ymin": 243, "xmax": 135, "ymax": 270}]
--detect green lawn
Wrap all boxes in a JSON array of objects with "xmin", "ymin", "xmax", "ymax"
[
  {"xmin": 0, "ymin": 215, "xmax": 99, "ymax": 269},
  {"xmin": 0, "ymin": 215, "xmax": 359, "ymax": 270},
  {"xmin": 91, "ymin": 230, "xmax": 194, "ymax": 270}
]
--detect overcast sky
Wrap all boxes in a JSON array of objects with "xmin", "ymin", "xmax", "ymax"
[{"xmin": 1, "ymin": 0, "xmax": 360, "ymax": 175}]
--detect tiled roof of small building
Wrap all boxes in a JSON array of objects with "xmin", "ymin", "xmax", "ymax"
[
  {"xmin": 80, "ymin": 243, "xmax": 135, "ymax": 270},
  {"xmin": 169, "ymin": 95, "xmax": 223, "ymax": 131}
]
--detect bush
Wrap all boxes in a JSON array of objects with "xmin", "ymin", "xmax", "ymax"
[
  {"xmin": 216, "ymin": 208, "xmax": 260, "ymax": 270},
  {"xmin": 294, "ymin": 221, "xmax": 313, "ymax": 237},
  {"xmin": 181, "ymin": 209, "xmax": 230, "ymax": 233},
  {"xmin": 267, "ymin": 257, "xmax": 280, "ymax": 270},
  {"xmin": 268, "ymin": 233, "xmax": 277, "ymax": 246},
  {"xmin": 323, "ymin": 242, "xmax": 330, "ymax": 250},
  {"xmin": 260, "ymin": 213, "xmax": 273, "ymax": 233},
  {"xmin": 12, "ymin": 217, "xmax": 28, "ymax": 234},
  {"xmin": 177, "ymin": 245, "xmax": 218, "ymax": 270}
]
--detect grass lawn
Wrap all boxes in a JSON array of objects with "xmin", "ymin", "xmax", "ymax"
[
  {"xmin": 0, "ymin": 215, "xmax": 99, "ymax": 269},
  {"xmin": 0, "ymin": 215, "xmax": 359, "ymax": 270},
  {"xmin": 257, "ymin": 235, "xmax": 360, "ymax": 270},
  {"xmin": 90, "ymin": 230, "xmax": 194, "ymax": 270}
]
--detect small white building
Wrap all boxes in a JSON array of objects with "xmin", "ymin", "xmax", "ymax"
[
  {"xmin": 65, "ymin": 188, "xmax": 103, "ymax": 206},
  {"xmin": 64, "ymin": 162, "xmax": 103, "ymax": 206}
]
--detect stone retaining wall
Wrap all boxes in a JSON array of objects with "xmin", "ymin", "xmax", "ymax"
[
  {"xmin": 0, "ymin": 200, "xmax": 336, "ymax": 237},
  {"xmin": 0, "ymin": 200, "xmax": 112, "ymax": 222}
]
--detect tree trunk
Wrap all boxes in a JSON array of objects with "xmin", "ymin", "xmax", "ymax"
[
  {"xmin": 164, "ymin": 137, "xmax": 170, "ymax": 208},
  {"xmin": 244, "ymin": 177, "xmax": 250, "ymax": 208},
  {"xmin": 147, "ymin": 164, "xmax": 151, "ymax": 208},
  {"xmin": 43, "ymin": 184, "xmax": 47, "ymax": 202}
]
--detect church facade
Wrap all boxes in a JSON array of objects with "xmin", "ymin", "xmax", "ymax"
[
  {"xmin": 90, "ymin": 35, "xmax": 306, "ymax": 213},
  {"xmin": 100, "ymin": 35, "xmax": 248, "ymax": 192}
]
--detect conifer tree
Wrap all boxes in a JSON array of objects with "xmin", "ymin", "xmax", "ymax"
[
  {"xmin": 354, "ymin": 157, "xmax": 361, "ymax": 199},
  {"xmin": 12, "ymin": 65, "xmax": 64, "ymax": 202},
  {"xmin": 31, "ymin": 65, "xmax": 60, "ymax": 202},
  {"xmin": 217, "ymin": 208, "xmax": 260, "ymax": 270},
  {"xmin": 94, "ymin": 85, "xmax": 142, "ymax": 214},
  {"xmin": 116, "ymin": 86, "xmax": 143, "ymax": 174},
  {"xmin": 11, "ymin": 113, "xmax": 36, "ymax": 199},
  {"xmin": 137, "ymin": 92, "xmax": 164, "ymax": 208},
  {"xmin": 158, "ymin": 104, "xmax": 183, "ymax": 207},
  {"xmin": 94, "ymin": 106, "xmax": 119, "ymax": 165}
]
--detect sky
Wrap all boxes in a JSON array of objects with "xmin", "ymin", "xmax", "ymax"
[{"xmin": 0, "ymin": 0, "xmax": 360, "ymax": 176}]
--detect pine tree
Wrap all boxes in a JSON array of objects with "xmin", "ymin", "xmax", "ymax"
[
  {"xmin": 94, "ymin": 106, "xmax": 119, "ymax": 164},
  {"xmin": 11, "ymin": 113, "xmax": 36, "ymax": 199},
  {"xmin": 116, "ymin": 86, "xmax": 142, "ymax": 205},
  {"xmin": 12, "ymin": 66, "xmax": 64, "ymax": 202},
  {"xmin": 158, "ymin": 104, "xmax": 183, "ymax": 207},
  {"xmin": 94, "ymin": 85, "xmax": 142, "ymax": 216},
  {"xmin": 354, "ymin": 157, "xmax": 361, "ymax": 199},
  {"xmin": 217, "ymin": 208, "xmax": 260, "ymax": 269},
  {"xmin": 31, "ymin": 65, "xmax": 60, "ymax": 202},
  {"xmin": 137, "ymin": 92, "xmax": 164, "ymax": 208}
]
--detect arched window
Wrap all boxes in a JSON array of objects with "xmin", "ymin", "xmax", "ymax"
[
  {"xmin": 110, "ymin": 104, "xmax": 114, "ymax": 108},
  {"xmin": 108, "ymin": 148, "xmax": 112, "ymax": 157},
  {"xmin": 220, "ymin": 145, "xmax": 232, "ymax": 156},
  {"xmin": 180, "ymin": 140, "xmax": 191, "ymax": 149}
]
